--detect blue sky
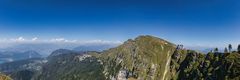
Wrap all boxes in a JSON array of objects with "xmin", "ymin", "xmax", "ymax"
[{"xmin": 0, "ymin": 0, "xmax": 240, "ymax": 48}]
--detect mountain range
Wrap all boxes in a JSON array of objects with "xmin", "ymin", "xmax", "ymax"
[
  {"xmin": 0, "ymin": 43, "xmax": 119, "ymax": 57},
  {"xmin": 0, "ymin": 51, "xmax": 42, "ymax": 64},
  {"xmin": 0, "ymin": 35, "xmax": 239, "ymax": 80}
]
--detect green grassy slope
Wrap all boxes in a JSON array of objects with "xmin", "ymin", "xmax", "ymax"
[{"xmin": 100, "ymin": 35, "xmax": 176, "ymax": 80}]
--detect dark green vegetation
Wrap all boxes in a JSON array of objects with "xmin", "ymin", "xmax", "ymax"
[
  {"xmin": 170, "ymin": 49, "xmax": 240, "ymax": 80},
  {"xmin": 34, "ymin": 51, "xmax": 105, "ymax": 80},
  {"xmin": 0, "ymin": 35, "xmax": 239, "ymax": 80}
]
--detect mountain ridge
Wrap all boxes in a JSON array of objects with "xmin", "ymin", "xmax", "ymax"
[{"xmin": 0, "ymin": 35, "xmax": 239, "ymax": 80}]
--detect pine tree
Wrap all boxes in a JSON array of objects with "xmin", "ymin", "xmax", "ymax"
[
  {"xmin": 214, "ymin": 48, "xmax": 218, "ymax": 53},
  {"xmin": 224, "ymin": 47, "xmax": 228, "ymax": 53},
  {"xmin": 238, "ymin": 44, "xmax": 240, "ymax": 53},
  {"xmin": 228, "ymin": 44, "xmax": 232, "ymax": 53}
]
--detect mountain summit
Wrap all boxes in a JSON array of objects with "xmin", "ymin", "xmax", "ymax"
[{"xmin": 100, "ymin": 35, "xmax": 176, "ymax": 80}]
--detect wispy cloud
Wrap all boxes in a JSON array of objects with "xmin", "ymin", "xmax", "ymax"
[
  {"xmin": 10, "ymin": 37, "xmax": 25, "ymax": 42},
  {"xmin": 0, "ymin": 36, "xmax": 122, "ymax": 44},
  {"xmin": 32, "ymin": 37, "xmax": 38, "ymax": 41},
  {"xmin": 6, "ymin": 37, "xmax": 39, "ymax": 42}
]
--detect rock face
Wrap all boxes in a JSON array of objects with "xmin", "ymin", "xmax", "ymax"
[{"xmin": 1, "ymin": 35, "xmax": 240, "ymax": 80}]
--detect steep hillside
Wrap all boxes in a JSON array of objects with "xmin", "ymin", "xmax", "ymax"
[
  {"xmin": 98, "ymin": 35, "xmax": 240, "ymax": 80},
  {"xmin": 100, "ymin": 35, "xmax": 176, "ymax": 80}
]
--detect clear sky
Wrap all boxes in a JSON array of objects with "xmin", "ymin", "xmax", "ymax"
[{"xmin": 0, "ymin": 0, "xmax": 240, "ymax": 48}]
